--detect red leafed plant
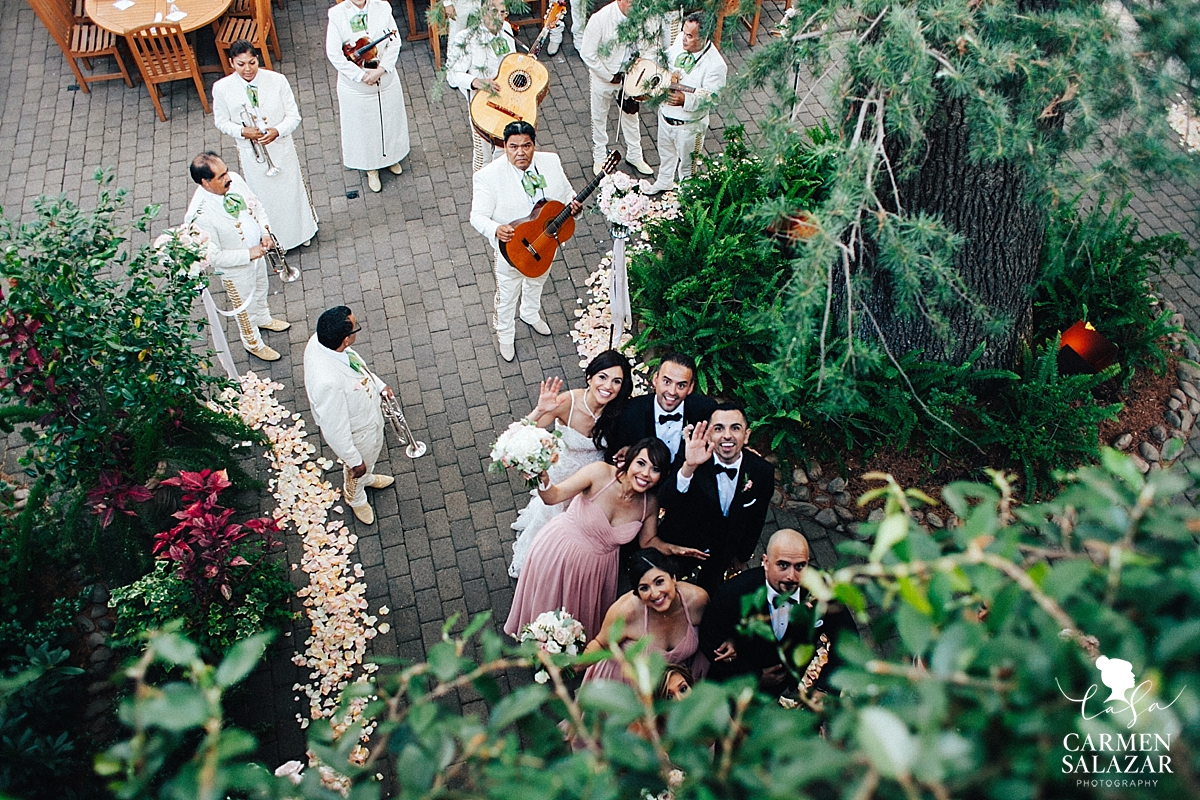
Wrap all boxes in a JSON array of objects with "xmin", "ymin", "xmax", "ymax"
[
  {"xmin": 154, "ymin": 469, "xmax": 282, "ymax": 608},
  {"xmin": 85, "ymin": 470, "xmax": 153, "ymax": 529}
]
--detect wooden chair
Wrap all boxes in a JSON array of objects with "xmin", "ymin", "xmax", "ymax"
[
  {"xmin": 714, "ymin": 0, "xmax": 763, "ymax": 48},
  {"xmin": 125, "ymin": 23, "xmax": 210, "ymax": 121},
  {"xmin": 214, "ymin": 0, "xmax": 281, "ymax": 74},
  {"xmin": 26, "ymin": 0, "xmax": 133, "ymax": 93}
]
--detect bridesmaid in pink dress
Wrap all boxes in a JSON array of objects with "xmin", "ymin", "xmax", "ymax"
[
  {"xmin": 581, "ymin": 549, "xmax": 710, "ymax": 685},
  {"xmin": 504, "ymin": 438, "xmax": 672, "ymax": 641}
]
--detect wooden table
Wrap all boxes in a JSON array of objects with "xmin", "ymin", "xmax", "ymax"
[{"xmin": 85, "ymin": 0, "xmax": 231, "ymax": 36}]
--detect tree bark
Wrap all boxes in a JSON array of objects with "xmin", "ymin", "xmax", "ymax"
[{"xmin": 860, "ymin": 95, "xmax": 1047, "ymax": 369}]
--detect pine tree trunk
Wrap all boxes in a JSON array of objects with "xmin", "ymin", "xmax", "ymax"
[{"xmin": 861, "ymin": 96, "xmax": 1048, "ymax": 369}]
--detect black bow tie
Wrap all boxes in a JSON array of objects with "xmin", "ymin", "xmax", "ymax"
[
  {"xmin": 715, "ymin": 465, "xmax": 738, "ymax": 480},
  {"xmin": 658, "ymin": 412, "xmax": 682, "ymax": 424}
]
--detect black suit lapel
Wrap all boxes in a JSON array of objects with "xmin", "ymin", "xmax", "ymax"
[{"xmin": 642, "ymin": 398, "xmax": 656, "ymax": 441}]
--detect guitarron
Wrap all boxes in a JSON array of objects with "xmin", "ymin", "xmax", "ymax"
[
  {"xmin": 501, "ymin": 150, "xmax": 621, "ymax": 278},
  {"xmin": 470, "ymin": 0, "xmax": 566, "ymax": 147}
]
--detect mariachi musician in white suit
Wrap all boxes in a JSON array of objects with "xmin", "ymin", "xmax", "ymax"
[
  {"xmin": 185, "ymin": 152, "xmax": 290, "ymax": 363},
  {"xmin": 326, "ymin": 0, "xmax": 411, "ymax": 193},
  {"xmin": 212, "ymin": 39, "xmax": 318, "ymax": 250},
  {"xmin": 444, "ymin": 0, "xmax": 515, "ymax": 172},
  {"xmin": 303, "ymin": 306, "xmax": 396, "ymax": 526},
  {"xmin": 469, "ymin": 121, "xmax": 579, "ymax": 363}
]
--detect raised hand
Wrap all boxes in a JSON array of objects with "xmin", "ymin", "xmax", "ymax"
[
  {"xmin": 682, "ymin": 421, "xmax": 714, "ymax": 469},
  {"xmin": 531, "ymin": 377, "xmax": 563, "ymax": 418}
]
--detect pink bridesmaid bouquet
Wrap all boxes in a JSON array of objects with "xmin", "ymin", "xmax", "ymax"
[{"xmin": 518, "ymin": 608, "xmax": 587, "ymax": 683}]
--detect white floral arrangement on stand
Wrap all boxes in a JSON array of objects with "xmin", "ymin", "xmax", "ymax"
[
  {"xmin": 597, "ymin": 171, "xmax": 651, "ymax": 236},
  {"xmin": 490, "ymin": 419, "xmax": 563, "ymax": 488},
  {"xmin": 517, "ymin": 608, "xmax": 587, "ymax": 683}
]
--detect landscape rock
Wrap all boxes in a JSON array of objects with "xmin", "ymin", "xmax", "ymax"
[
  {"xmin": 791, "ymin": 468, "xmax": 809, "ymax": 485},
  {"xmin": 926, "ymin": 512, "xmax": 945, "ymax": 529},
  {"xmin": 812, "ymin": 493, "xmax": 831, "ymax": 506},
  {"xmin": 89, "ymin": 605, "xmax": 107, "ymax": 620},
  {"xmin": 89, "ymin": 646, "xmax": 111, "ymax": 665},
  {"xmin": 1171, "ymin": 388, "xmax": 1187, "ymax": 404},
  {"xmin": 1182, "ymin": 381, "xmax": 1200, "ymax": 402},
  {"xmin": 75, "ymin": 614, "xmax": 97, "ymax": 634},
  {"xmin": 807, "ymin": 463, "xmax": 823, "ymax": 480},
  {"xmin": 1166, "ymin": 410, "xmax": 1182, "ymax": 428},
  {"xmin": 1169, "ymin": 398, "xmax": 1183, "ymax": 411},
  {"xmin": 771, "ymin": 489, "xmax": 785, "ymax": 506},
  {"xmin": 90, "ymin": 584, "xmax": 109, "ymax": 604},
  {"xmin": 1164, "ymin": 298, "xmax": 1178, "ymax": 312},
  {"xmin": 815, "ymin": 508, "xmax": 839, "ymax": 529},
  {"xmin": 1130, "ymin": 454, "xmax": 1151, "ymax": 474},
  {"xmin": 1113, "ymin": 433, "xmax": 1134, "ymax": 451},
  {"xmin": 833, "ymin": 491, "xmax": 853, "ymax": 507},
  {"xmin": 85, "ymin": 632, "xmax": 106, "ymax": 648},
  {"xmin": 1138, "ymin": 441, "xmax": 1160, "ymax": 462},
  {"xmin": 788, "ymin": 502, "xmax": 819, "ymax": 518},
  {"xmin": 826, "ymin": 477, "xmax": 847, "ymax": 494},
  {"xmin": 1191, "ymin": 400, "xmax": 1200, "ymax": 415},
  {"xmin": 834, "ymin": 505, "xmax": 856, "ymax": 521},
  {"xmin": 1161, "ymin": 438, "xmax": 1185, "ymax": 463},
  {"xmin": 947, "ymin": 514, "xmax": 960, "ymax": 528},
  {"xmin": 1151, "ymin": 424, "xmax": 1169, "ymax": 443},
  {"xmin": 87, "ymin": 680, "xmax": 111, "ymax": 696},
  {"xmin": 84, "ymin": 698, "xmax": 110, "ymax": 720},
  {"xmin": 97, "ymin": 617, "xmax": 114, "ymax": 632},
  {"xmin": 867, "ymin": 508, "xmax": 885, "ymax": 523},
  {"xmin": 792, "ymin": 486, "xmax": 810, "ymax": 501},
  {"xmin": 1182, "ymin": 409, "xmax": 1194, "ymax": 433},
  {"xmin": 1187, "ymin": 342, "xmax": 1200, "ymax": 362}
]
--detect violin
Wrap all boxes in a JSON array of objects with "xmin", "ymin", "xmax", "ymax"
[{"xmin": 342, "ymin": 29, "xmax": 396, "ymax": 69}]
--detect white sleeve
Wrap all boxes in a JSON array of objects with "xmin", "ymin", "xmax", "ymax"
[
  {"xmin": 212, "ymin": 82, "xmax": 243, "ymax": 139},
  {"xmin": 676, "ymin": 470, "xmax": 692, "ymax": 493},
  {"xmin": 326, "ymin": 8, "xmax": 368, "ymax": 83},
  {"xmin": 445, "ymin": 31, "xmax": 477, "ymax": 94},
  {"xmin": 310, "ymin": 381, "xmax": 364, "ymax": 467},
  {"xmin": 470, "ymin": 169, "xmax": 501, "ymax": 243},
  {"xmin": 545, "ymin": 156, "xmax": 575, "ymax": 205},
  {"xmin": 579, "ymin": 11, "xmax": 608, "ymax": 78},
  {"xmin": 273, "ymin": 74, "xmax": 302, "ymax": 137},
  {"xmin": 376, "ymin": 2, "xmax": 402, "ymax": 73},
  {"xmin": 682, "ymin": 54, "xmax": 727, "ymax": 113}
]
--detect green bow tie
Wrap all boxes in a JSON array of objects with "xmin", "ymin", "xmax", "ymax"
[
  {"xmin": 674, "ymin": 51, "xmax": 696, "ymax": 71},
  {"xmin": 246, "ymin": 84, "xmax": 259, "ymax": 107},
  {"xmin": 350, "ymin": 11, "xmax": 367, "ymax": 32},
  {"xmin": 223, "ymin": 193, "xmax": 247, "ymax": 216},
  {"xmin": 489, "ymin": 35, "xmax": 511, "ymax": 56},
  {"xmin": 521, "ymin": 171, "xmax": 547, "ymax": 197},
  {"xmin": 348, "ymin": 351, "xmax": 367, "ymax": 374}
]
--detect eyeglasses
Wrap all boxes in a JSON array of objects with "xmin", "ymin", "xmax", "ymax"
[{"xmin": 348, "ymin": 326, "xmax": 362, "ymax": 335}]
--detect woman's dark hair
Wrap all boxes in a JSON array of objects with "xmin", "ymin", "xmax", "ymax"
[
  {"xmin": 586, "ymin": 349, "xmax": 633, "ymax": 449},
  {"xmin": 228, "ymin": 39, "xmax": 259, "ymax": 60},
  {"xmin": 655, "ymin": 664, "xmax": 694, "ymax": 700},
  {"xmin": 615, "ymin": 437, "xmax": 670, "ymax": 489},
  {"xmin": 628, "ymin": 547, "xmax": 679, "ymax": 588}
]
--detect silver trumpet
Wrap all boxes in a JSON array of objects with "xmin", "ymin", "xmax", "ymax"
[
  {"xmin": 241, "ymin": 104, "xmax": 280, "ymax": 177},
  {"xmin": 264, "ymin": 229, "xmax": 300, "ymax": 283},
  {"xmin": 381, "ymin": 392, "xmax": 427, "ymax": 458}
]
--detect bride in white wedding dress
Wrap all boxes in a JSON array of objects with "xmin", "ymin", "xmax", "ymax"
[{"xmin": 508, "ymin": 349, "xmax": 633, "ymax": 578}]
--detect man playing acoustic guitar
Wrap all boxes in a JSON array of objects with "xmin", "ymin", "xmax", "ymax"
[{"xmin": 470, "ymin": 121, "xmax": 581, "ymax": 362}]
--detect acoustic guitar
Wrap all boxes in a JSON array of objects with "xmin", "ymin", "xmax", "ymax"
[
  {"xmin": 470, "ymin": 0, "xmax": 566, "ymax": 147},
  {"xmin": 501, "ymin": 151, "xmax": 621, "ymax": 278},
  {"xmin": 622, "ymin": 57, "xmax": 705, "ymax": 100}
]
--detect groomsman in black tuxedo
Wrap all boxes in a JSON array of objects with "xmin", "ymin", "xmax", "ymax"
[
  {"xmin": 641, "ymin": 402, "xmax": 774, "ymax": 593},
  {"xmin": 699, "ymin": 528, "xmax": 855, "ymax": 696},
  {"xmin": 605, "ymin": 352, "xmax": 717, "ymax": 469}
]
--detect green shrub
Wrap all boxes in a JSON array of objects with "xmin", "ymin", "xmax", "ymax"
[
  {"xmin": 1033, "ymin": 192, "xmax": 1192, "ymax": 386},
  {"xmin": 110, "ymin": 553, "xmax": 295, "ymax": 658},
  {"xmin": 0, "ymin": 643, "xmax": 85, "ymax": 797},
  {"xmin": 978, "ymin": 337, "xmax": 1122, "ymax": 497}
]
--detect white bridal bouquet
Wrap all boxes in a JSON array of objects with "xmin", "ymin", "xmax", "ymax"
[
  {"xmin": 490, "ymin": 419, "xmax": 563, "ymax": 488},
  {"xmin": 518, "ymin": 608, "xmax": 587, "ymax": 683},
  {"xmin": 598, "ymin": 171, "xmax": 650, "ymax": 232}
]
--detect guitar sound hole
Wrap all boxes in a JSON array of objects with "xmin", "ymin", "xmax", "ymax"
[{"xmin": 509, "ymin": 72, "xmax": 530, "ymax": 92}]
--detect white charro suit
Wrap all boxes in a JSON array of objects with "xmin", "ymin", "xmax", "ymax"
[
  {"xmin": 302, "ymin": 333, "xmax": 388, "ymax": 508},
  {"xmin": 184, "ymin": 172, "xmax": 274, "ymax": 351},
  {"xmin": 470, "ymin": 151, "xmax": 574, "ymax": 346}
]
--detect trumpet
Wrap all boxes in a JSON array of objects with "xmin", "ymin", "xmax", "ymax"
[
  {"xmin": 381, "ymin": 392, "xmax": 427, "ymax": 458},
  {"xmin": 264, "ymin": 229, "xmax": 300, "ymax": 283},
  {"xmin": 241, "ymin": 104, "xmax": 280, "ymax": 177}
]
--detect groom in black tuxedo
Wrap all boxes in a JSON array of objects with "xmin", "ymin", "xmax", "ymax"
[
  {"xmin": 642, "ymin": 402, "xmax": 774, "ymax": 593},
  {"xmin": 604, "ymin": 352, "xmax": 716, "ymax": 469},
  {"xmin": 699, "ymin": 528, "xmax": 855, "ymax": 696}
]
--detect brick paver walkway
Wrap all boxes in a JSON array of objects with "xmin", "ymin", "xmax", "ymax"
[{"xmin": 2, "ymin": 0, "xmax": 1197, "ymax": 767}]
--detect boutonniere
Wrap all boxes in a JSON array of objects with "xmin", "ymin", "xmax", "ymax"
[{"xmin": 741, "ymin": 475, "xmax": 753, "ymax": 493}]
